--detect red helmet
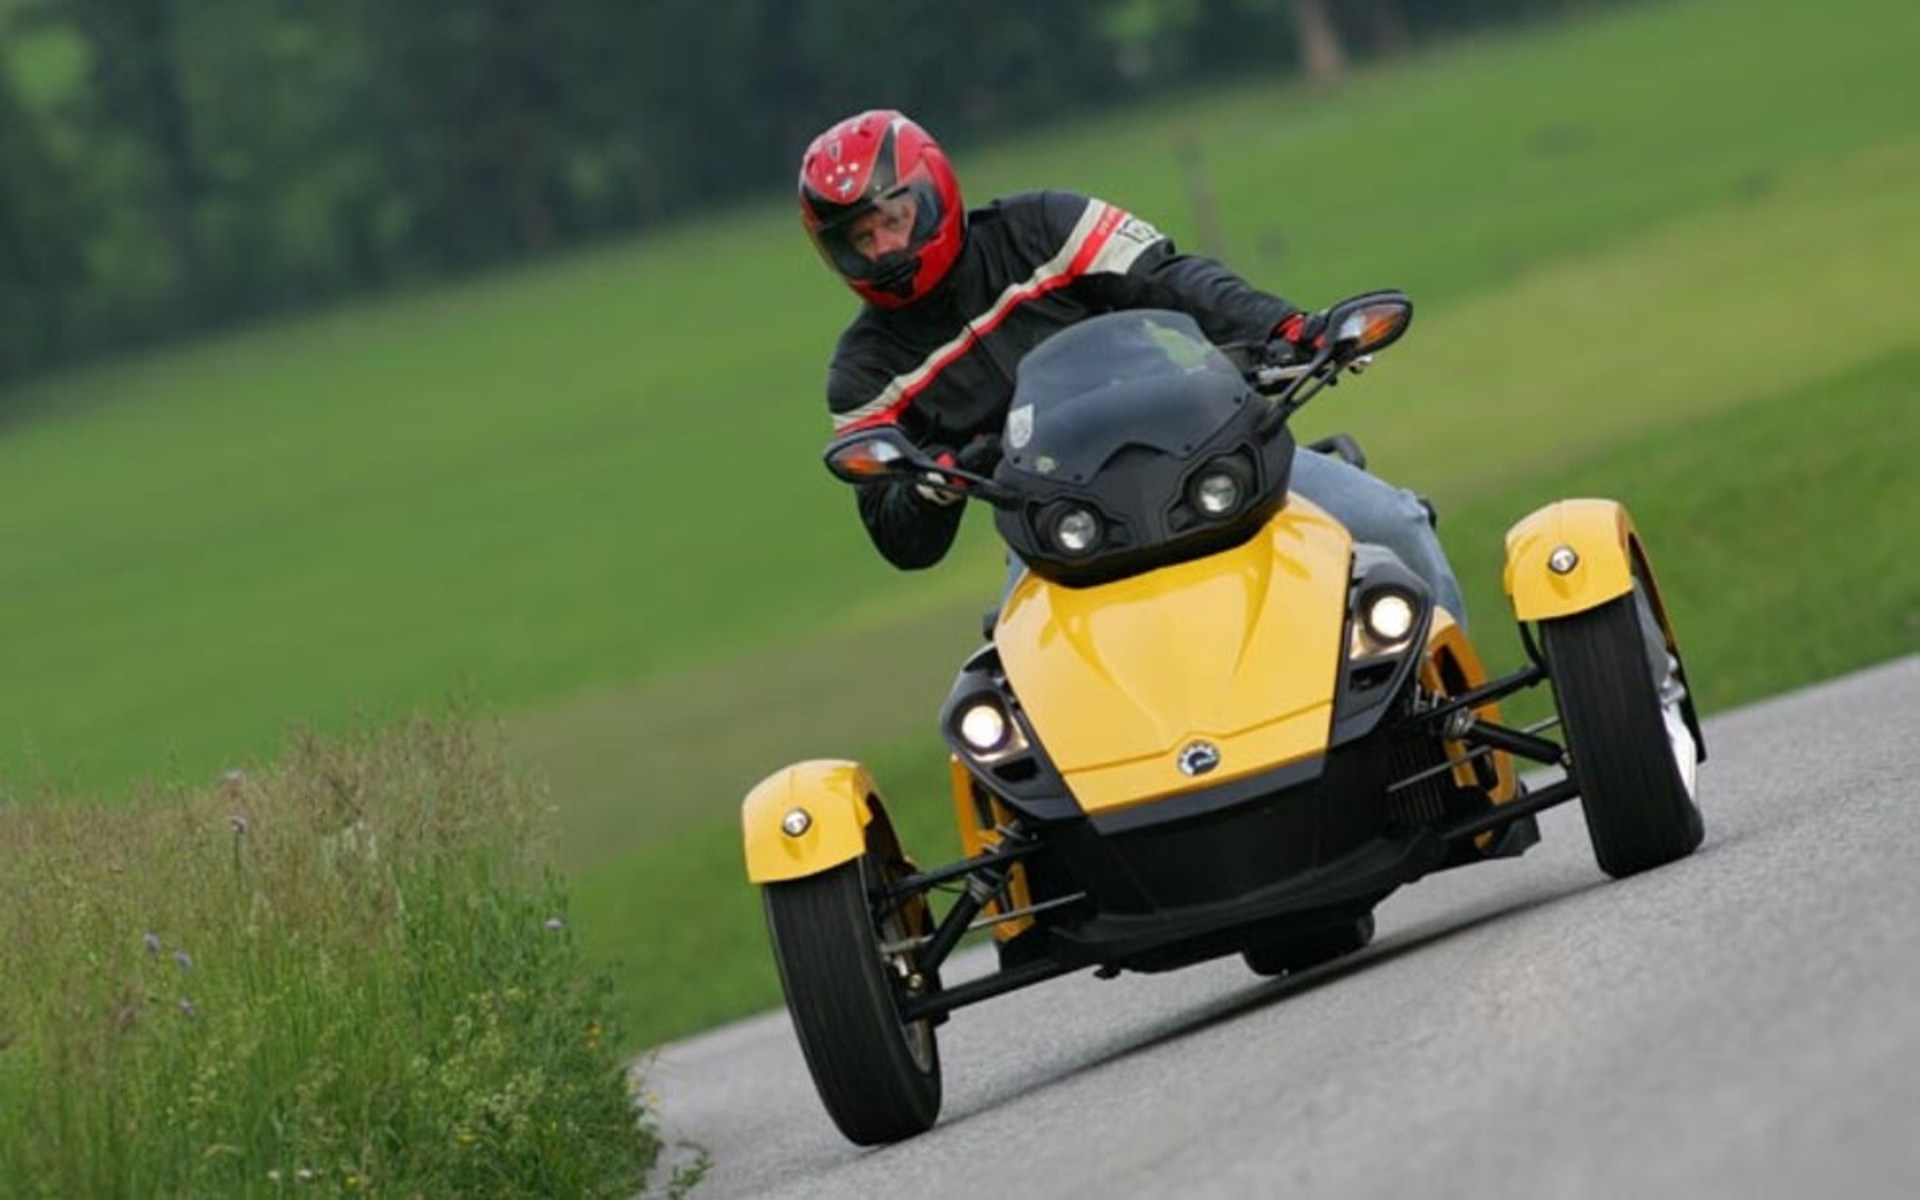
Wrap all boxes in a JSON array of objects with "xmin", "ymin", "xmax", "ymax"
[{"xmin": 798, "ymin": 110, "xmax": 964, "ymax": 308}]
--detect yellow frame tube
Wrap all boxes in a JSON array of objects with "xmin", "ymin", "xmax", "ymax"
[
  {"xmin": 1420, "ymin": 612, "xmax": 1519, "ymax": 807},
  {"xmin": 947, "ymin": 757, "xmax": 1036, "ymax": 941}
]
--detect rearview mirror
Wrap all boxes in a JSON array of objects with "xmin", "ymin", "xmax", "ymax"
[
  {"xmin": 823, "ymin": 425, "xmax": 927, "ymax": 483},
  {"xmin": 1327, "ymin": 291, "xmax": 1413, "ymax": 357}
]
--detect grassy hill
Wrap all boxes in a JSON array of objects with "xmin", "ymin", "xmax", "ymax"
[{"xmin": 3, "ymin": 0, "xmax": 1916, "ymax": 1047}]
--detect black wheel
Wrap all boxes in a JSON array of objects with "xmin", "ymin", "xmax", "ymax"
[
  {"xmin": 1541, "ymin": 587, "xmax": 1704, "ymax": 878},
  {"xmin": 1243, "ymin": 913, "xmax": 1375, "ymax": 977},
  {"xmin": 764, "ymin": 856, "xmax": 940, "ymax": 1144}
]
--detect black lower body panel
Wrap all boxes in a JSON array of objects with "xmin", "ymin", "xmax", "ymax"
[
  {"xmin": 1046, "ymin": 831, "xmax": 1443, "ymax": 967},
  {"xmin": 1033, "ymin": 742, "xmax": 1450, "ymax": 967}
]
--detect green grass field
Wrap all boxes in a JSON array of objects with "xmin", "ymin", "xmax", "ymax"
[{"xmin": 3, "ymin": 0, "xmax": 1917, "ymax": 1052}]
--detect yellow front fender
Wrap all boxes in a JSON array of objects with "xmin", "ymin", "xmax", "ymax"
[
  {"xmin": 1503, "ymin": 499, "xmax": 1639, "ymax": 622},
  {"xmin": 741, "ymin": 760, "xmax": 886, "ymax": 884}
]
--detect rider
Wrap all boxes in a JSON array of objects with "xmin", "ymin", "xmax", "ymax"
[{"xmin": 799, "ymin": 108, "xmax": 1466, "ymax": 622}]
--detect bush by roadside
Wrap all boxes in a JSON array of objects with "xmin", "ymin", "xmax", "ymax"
[{"xmin": 0, "ymin": 716, "xmax": 678, "ymax": 1197}]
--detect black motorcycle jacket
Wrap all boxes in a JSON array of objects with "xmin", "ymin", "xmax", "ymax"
[{"xmin": 826, "ymin": 189, "xmax": 1300, "ymax": 570}]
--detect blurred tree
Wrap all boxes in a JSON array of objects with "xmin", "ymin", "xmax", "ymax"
[
  {"xmin": 1367, "ymin": 0, "xmax": 1413, "ymax": 54},
  {"xmin": 1096, "ymin": 0, "xmax": 1205, "ymax": 81},
  {"xmin": 1291, "ymin": 0, "xmax": 1349, "ymax": 83},
  {"xmin": 0, "ymin": 0, "xmax": 1642, "ymax": 386},
  {"xmin": 66, "ymin": 0, "xmax": 204, "ymax": 321},
  {"xmin": 361, "ymin": 0, "xmax": 570, "ymax": 265},
  {"xmin": 0, "ymin": 65, "xmax": 86, "ymax": 378}
]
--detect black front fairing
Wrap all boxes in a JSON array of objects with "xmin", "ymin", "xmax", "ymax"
[{"xmin": 993, "ymin": 311, "xmax": 1295, "ymax": 587}]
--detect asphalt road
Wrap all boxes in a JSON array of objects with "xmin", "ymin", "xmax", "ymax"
[{"xmin": 645, "ymin": 655, "xmax": 1920, "ymax": 1199}]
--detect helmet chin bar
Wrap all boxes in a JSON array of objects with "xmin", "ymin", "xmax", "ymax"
[{"xmin": 867, "ymin": 251, "xmax": 920, "ymax": 298}]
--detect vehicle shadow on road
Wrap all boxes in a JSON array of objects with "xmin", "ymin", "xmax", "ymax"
[
  {"xmin": 1158, "ymin": 880, "xmax": 1612, "ymax": 1047},
  {"xmin": 935, "ymin": 873, "xmax": 1611, "ymax": 1129}
]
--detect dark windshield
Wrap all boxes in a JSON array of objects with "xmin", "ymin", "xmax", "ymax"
[{"xmin": 1004, "ymin": 311, "xmax": 1248, "ymax": 483}]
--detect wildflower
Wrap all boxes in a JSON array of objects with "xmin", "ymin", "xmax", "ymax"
[
  {"xmin": 179, "ymin": 997, "xmax": 197, "ymax": 1018},
  {"xmin": 143, "ymin": 932, "xmax": 162, "ymax": 956},
  {"xmin": 230, "ymin": 814, "xmax": 249, "ymax": 835},
  {"xmin": 173, "ymin": 949, "xmax": 194, "ymax": 973},
  {"xmin": 267, "ymin": 1168, "xmax": 282, "ymax": 1183},
  {"xmin": 296, "ymin": 1167, "xmax": 314, "ymax": 1182},
  {"xmin": 221, "ymin": 768, "xmax": 247, "ymax": 790},
  {"xmin": 544, "ymin": 917, "xmax": 565, "ymax": 932},
  {"xmin": 344, "ymin": 1172, "xmax": 361, "ymax": 1190}
]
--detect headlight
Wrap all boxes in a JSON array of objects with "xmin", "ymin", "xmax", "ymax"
[
  {"xmin": 1193, "ymin": 471, "xmax": 1241, "ymax": 516},
  {"xmin": 957, "ymin": 700, "xmax": 1011, "ymax": 753},
  {"xmin": 1361, "ymin": 589, "xmax": 1417, "ymax": 644},
  {"xmin": 1186, "ymin": 456, "xmax": 1253, "ymax": 521},
  {"xmin": 1053, "ymin": 507, "xmax": 1102, "ymax": 555}
]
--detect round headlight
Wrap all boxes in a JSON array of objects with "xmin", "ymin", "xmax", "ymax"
[
  {"xmin": 1054, "ymin": 507, "xmax": 1102, "ymax": 555},
  {"xmin": 1187, "ymin": 457, "xmax": 1253, "ymax": 521},
  {"xmin": 958, "ymin": 701, "xmax": 1009, "ymax": 753},
  {"xmin": 1362, "ymin": 590, "xmax": 1417, "ymax": 644},
  {"xmin": 1193, "ymin": 471, "xmax": 1242, "ymax": 516}
]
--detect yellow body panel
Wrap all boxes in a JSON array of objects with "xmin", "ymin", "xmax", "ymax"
[
  {"xmin": 1503, "ymin": 499, "xmax": 1638, "ymax": 621},
  {"xmin": 948, "ymin": 757, "xmax": 1036, "ymax": 940},
  {"xmin": 741, "ymin": 759, "xmax": 881, "ymax": 883},
  {"xmin": 995, "ymin": 499, "xmax": 1352, "ymax": 816}
]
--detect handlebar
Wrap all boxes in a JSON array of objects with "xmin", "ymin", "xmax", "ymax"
[{"xmin": 1249, "ymin": 351, "xmax": 1372, "ymax": 392}]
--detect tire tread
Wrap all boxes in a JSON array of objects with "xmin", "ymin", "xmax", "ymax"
[
  {"xmin": 764, "ymin": 860, "xmax": 941, "ymax": 1144},
  {"xmin": 1543, "ymin": 593, "xmax": 1704, "ymax": 878}
]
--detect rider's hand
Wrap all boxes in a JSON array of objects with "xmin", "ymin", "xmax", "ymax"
[
  {"xmin": 914, "ymin": 449, "xmax": 965, "ymax": 506},
  {"xmin": 1273, "ymin": 309, "xmax": 1329, "ymax": 361}
]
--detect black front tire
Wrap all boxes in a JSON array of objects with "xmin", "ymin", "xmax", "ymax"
[
  {"xmin": 764, "ymin": 857, "xmax": 941, "ymax": 1144},
  {"xmin": 1243, "ymin": 913, "xmax": 1376, "ymax": 977},
  {"xmin": 1542, "ymin": 591, "xmax": 1704, "ymax": 878}
]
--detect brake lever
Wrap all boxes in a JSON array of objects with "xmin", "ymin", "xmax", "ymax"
[
  {"xmin": 918, "ymin": 464, "xmax": 1019, "ymax": 510},
  {"xmin": 1319, "ymin": 348, "xmax": 1376, "ymax": 388}
]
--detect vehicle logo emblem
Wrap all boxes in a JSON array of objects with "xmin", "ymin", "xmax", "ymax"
[
  {"xmin": 1007, "ymin": 404, "xmax": 1034, "ymax": 450},
  {"xmin": 1177, "ymin": 740, "xmax": 1222, "ymax": 777},
  {"xmin": 1033, "ymin": 455, "xmax": 1057, "ymax": 475}
]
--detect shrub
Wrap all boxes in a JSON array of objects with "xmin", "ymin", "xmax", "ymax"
[{"xmin": 0, "ymin": 716, "xmax": 665, "ymax": 1197}]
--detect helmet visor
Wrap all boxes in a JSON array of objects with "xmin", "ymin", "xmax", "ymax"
[{"xmin": 812, "ymin": 179, "xmax": 945, "ymax": 282}]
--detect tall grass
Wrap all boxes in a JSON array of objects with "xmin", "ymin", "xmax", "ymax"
[{"xmin": 0, "ymin": 718, "xmax": 664, "ymax": 1197}]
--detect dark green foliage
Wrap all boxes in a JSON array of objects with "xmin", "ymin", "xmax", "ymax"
[
  {"xmin": 0, "ymin": 72, "xmax": 87, "ymax": 374},
  {"xmin": 0, "ymin": 0, "xmax": 1640, "ymax": 385}
]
